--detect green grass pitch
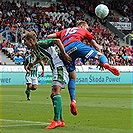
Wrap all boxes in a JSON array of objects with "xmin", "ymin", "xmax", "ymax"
[{"xmin": 0, "ymin": 84, "xmax": 132, "ymax": 133}]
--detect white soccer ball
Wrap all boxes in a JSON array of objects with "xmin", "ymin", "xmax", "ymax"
[{"xmin": 95, "ymin": 4, "xmax": 109, "ymax": 19}]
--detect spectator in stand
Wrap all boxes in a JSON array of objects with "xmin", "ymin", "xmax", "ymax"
[
  {"xmin": 107, "ymin": 52, "xmax": 116, "ymax": 66},
  {"xmin": 117, "ymin": 47, "xmax": 126, "ymax": 65},
  {"xmin": 102, "ymin": 28, "xmax": 111, "ymax": 38},
  {"xmin": 123, "ymin": 52, "xmax": 131, "ymax": 65},
  {"xmin": 0, "ymin": 0, "xmax": 132, "ymax": 66},
  {"xmin": 75, "ymin": 58, "xmax": 83, "ymax": 66},
  {"xmin": 13, "ymin": 52, "xmax": 24, "ymax": 65},
  {"xmin": 108, "ymin": 10, "xmax": 115, "ymax": 21},
  {"xmin": 6, "ymin": 43, "xmax": 14, "ymax": 58},
  {"xmin": 1, "ymin": 39, "xmax": 7, "ymax": 54},
  {"xmin": 130, "ymin": 30, "xmax": 133, "ymax": 46},
  {"xmin": 44, "ymin": 20, "xmax": 50, "ymax": 30},
  {"xmin": 120, "ymin": 15, "xmax": 130, "ymax": 22},
  {"xmin": 113, "ymin": 33, "xmax": 120, "ymax": 46},
  {"xmin": 0, "ymin": 11, "xmax": 2, "ymax": 22},
  {"xmin": 17, "ymin": 45, "xmax": 27, "ymax": 55}
]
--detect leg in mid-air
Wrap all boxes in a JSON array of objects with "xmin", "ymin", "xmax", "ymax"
[
  {"xmin": 68, "ymin": 70, "xmax": 78, "ymax": 116},
  {"xmin": 25, "ymin": 78, "xmax": 38, "ymax": 100},
  {"xmin": 95, "ymin": 53, "xmax": 120, "ymax": 76},
  {"xmin": 25, "ymin": 83, "xmax": 31, "ymax": 100},
  {"xmin": 25, "ymin": 84, "xmax": 38, "ymax": 100},
  {"xmin": 74, "ymin": 42, "xmax": 120, "ymax": 76}
]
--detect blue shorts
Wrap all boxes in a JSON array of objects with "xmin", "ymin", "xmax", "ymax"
[{"xmin": 64, "ymin": 41, "xmax": 98, "ymax": 72}]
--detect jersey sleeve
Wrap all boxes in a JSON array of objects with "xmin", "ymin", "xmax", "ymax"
[
  {"xmin": 56, "ymin": 31, "xmax": 61, "ymax": 38},
  {"xmin": 85, "ymin": 31, "xmax": 94, "ymax": 42},
  {"xmin": 37, "ymin": 39, "xmax": 55, "ymax": 48}
]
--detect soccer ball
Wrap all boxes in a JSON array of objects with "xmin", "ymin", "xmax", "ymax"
[{"xmin": 95, "ymin": 4, "xmax": 109, "ymax": 19}]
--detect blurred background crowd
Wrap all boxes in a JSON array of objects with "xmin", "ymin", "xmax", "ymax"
[{"xmin": 0, "ymin": 0, "xmax": 133, "ymax": 66}]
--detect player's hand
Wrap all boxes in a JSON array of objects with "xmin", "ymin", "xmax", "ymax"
[
  {"xmin": 64, "ymin": 53, "xmax": 72, "ymax": 63},
  {"xmin": 96, "ymin": 63, "xmax": 104, "ymax": 71},
  {"xmin": 26, "ymin": 69, "xmax": 30, "ymax": 74},
  {"xmin": 28, "ymin": 63, "xmax": 33, "ymax": 68},
  {"xmin": 41, "ymin": 71, "xmax": 44, "ymax": 77}
]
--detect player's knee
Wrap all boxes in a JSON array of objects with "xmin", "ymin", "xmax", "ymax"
[
  {"xmin": 27, "ymin": 83, "xmax": 32, "ymax": 90},
  {"xmin": 95, "ymin": 52, "xmax": 102, "ymax": 59},
  {"xmin": 31, "ymin": 85, "xmax": 38, "ymax": 90},
  {"xmin": 69, "ymin": 71, "xmax": 76, "ymax": 81},
  {"xmin": 52, "ymin": 86, "xmax": 61, "ymax": 95},
  {"xmin": 98, "ymin": 54, "xmax": 108, "ymax": 64}
]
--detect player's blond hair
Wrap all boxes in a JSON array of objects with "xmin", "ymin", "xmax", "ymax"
[
  {"xmin": 23, "ymin": 31, "xmax": 37, "ymax": 41},
  {"xmin": 76, "ymin": 21, "xmax": 88, "ymax": 26}
]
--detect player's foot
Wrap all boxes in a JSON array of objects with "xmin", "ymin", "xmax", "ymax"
[
  {"xmin": 60, "ymin": 121, "xmax": 65, "ymax": 127},
  {"xmin": 103, "ymin": 63, "xmax": 120, "ymax": 76},
  {"xmin": 70, "ymin": 100, "xmax": 78, "ymax": 116},
  {"xmin": 27, "ymin": 97, "xmax": 30, "ymax": 101},
  {"xmin": 45, "ymin": 120, "xmax": 65, "ymax": 130}
]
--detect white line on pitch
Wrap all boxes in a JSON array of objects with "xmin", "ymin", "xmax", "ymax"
[{"xmin": 0, "ymin": 119, "xmax": 49, "ymax": 128}]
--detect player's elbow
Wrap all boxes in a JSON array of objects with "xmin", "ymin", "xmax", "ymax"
[
  {"xmin": 54, "ymin": 38, "xmax": 60, "ymax": 44},
  {"xmin": 47, "ymin": 33, "xmax": 57, "ymax": 38}
]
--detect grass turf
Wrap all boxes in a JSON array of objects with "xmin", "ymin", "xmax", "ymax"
[{"xmin": 0, "ymin": 84, "xmax": 132, "ymax": 133}]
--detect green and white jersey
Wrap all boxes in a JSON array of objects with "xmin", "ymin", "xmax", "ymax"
[
  {"xmin": 35, "ymin": 39, "xmax": 64, "ymax": 71},
  {"xmin": 34, "ymin": 39, "xmax": 68, "ymax": 83},
  {"xmin": 24, "ymin": 54, "xmax": 41, "ymax": 78}
]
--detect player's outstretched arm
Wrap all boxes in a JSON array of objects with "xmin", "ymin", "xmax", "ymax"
[
  {"xmin": 40, "ymin": 62, "xmax": 44, "ymax": 77},
  {"xmin": 90, "ymin": 39, "xmax": 101, "ymax": 52},
  {"xmin": 54, "ymin": 38, "xmax": 72, "ymax": 63},
  {"xmin": 47, "ymin": 33, "xmax": 57, "ymax": 38},
  {"xmin": 24, "ymin": 65, "xmax": 30, "ymax": 74}
]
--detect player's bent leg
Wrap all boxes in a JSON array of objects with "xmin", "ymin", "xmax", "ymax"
[
  {"xmin": 30, "ymin": 85, "xmax": 38, "ymax": 90},
  {"xmin": 25, "ymin": 89, "xmax": 30, "ymax": 100},
  {"xmin": 97, "ymin": 54, "xmax": 120, "ymax": 76},
  {"xmin": 25, "ymin": 83, "xmax": 31, "ymax": 100}
]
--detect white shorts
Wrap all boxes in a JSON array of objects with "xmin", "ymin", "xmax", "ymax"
[
  {"xmin": 26, "ymin": 76, "xmax": 38, "ymax": 85},
  {"xmin": 52, "ymin": 80, "xmax": 66, "ymax": 89}
]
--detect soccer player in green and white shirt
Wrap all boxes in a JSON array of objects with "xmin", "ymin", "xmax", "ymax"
[
  {"xmin": 24, "ymin": 51, "xmax": 44, "ymax": 100},
  {"xmin": 23, "ymin": 31, "xmax": 72, "ymax": 130}
]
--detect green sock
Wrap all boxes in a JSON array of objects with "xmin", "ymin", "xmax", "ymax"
[
  {"xmin": 60, "ymin": 107, "xmax": 63, "ymax": 121},
  {"xmin": 53, "ymin": 94, "xmax": 62, "ymax": 121}
]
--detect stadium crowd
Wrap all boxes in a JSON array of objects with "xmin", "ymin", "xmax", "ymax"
[
  {"xmin": 0, "ymin": 0, "xmax": 132, "ymax": 66},
  {"xmin": 81, "ymin": 0, "xmax": 133, "ymax": 22}
]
